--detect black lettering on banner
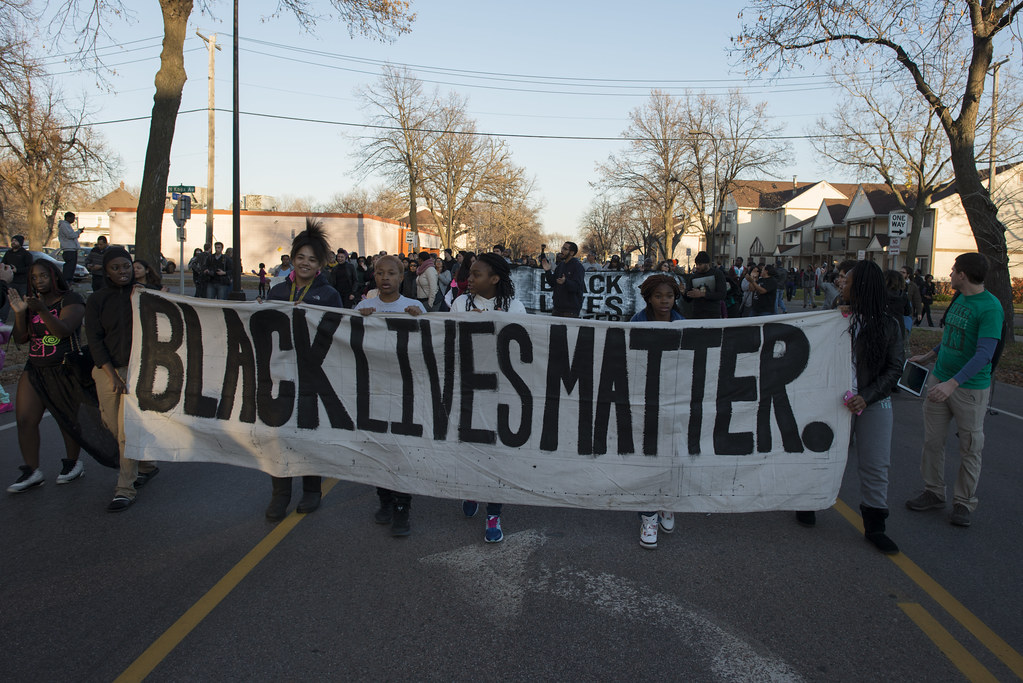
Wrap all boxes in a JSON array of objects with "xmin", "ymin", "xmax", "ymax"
[
  {"xmin": 180, "ymin": 303, "xmax": 218, "ymax": 419},
  {"xmin": 714, "ymin": 327, "xmax": 760, "ymax": 455},
  {"xmin": 604, "ymin": 297, "xmax": 624, "ymax": 318},
  {"xmin": 420, "ymin": 319, "xmax": 456, "ymax": 440},
  {"xmin": 387, "ymin": 317, "xmax": 424, "ymax": 437},
  {"xmin": 757, "ymin": 323, "xmax": 809, "ymax": 452},
  {"xmin": 629, "ymin": 328, "xmax": 683, "ymax": 456},
  {"xmin": 680, "ymin": 328, "xmax": 723, "ymax": 455},
  {"xmin": 590, "ymin": 274, "xmax": 606, "ymax": 294},
  {"xmin": 136, "ymin": 293, "xmax": 184, "ymax": 412},
  {"xmin": 496, "ymin": 323, "xmax": 533, "ymax": 447},
  {"xmin": 584, "ymin": 297, "xmax": 602, "ymax": 316},
  {"xmin": 607, "ymin": 275, "xmax": 623, "ymax": 294},
  {"xmin": 459, "ymin": 321, "xmax": 497, "ymax": 444},
  {"xmin": 349, "ymin": 316, "xmax": 387, "ymax": 433},
  {"xmin": 218, "ymin": 308, "xmax": 257, "ymax": 423},
  {"xmin": 593, "ymin": 327, "xmax": 634, "ymax": 455},
  {"xmin": 250, "ymin": 308, "xmax": 295, "ymax": 428},
  {"xmin": 540, "ymin": 325, "xmax": 595, "ymax": 454},
  {"xmin": 293, "ymin": 309, "xmax": 352, "ymax": 430}
]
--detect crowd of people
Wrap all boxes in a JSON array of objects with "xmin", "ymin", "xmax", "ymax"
[{"xmin": 0, "ymin": 228, "xmax": 1005, "ymax": 553}]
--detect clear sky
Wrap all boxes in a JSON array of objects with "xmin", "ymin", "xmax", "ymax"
[{"xmin": 46, "ymin": 0, "xmax": 855, "ymax": 240}]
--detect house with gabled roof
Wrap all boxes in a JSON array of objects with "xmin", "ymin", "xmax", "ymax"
[{"xmin": 721, "ymin": 179, "xmax": 850, "ymax": 267}]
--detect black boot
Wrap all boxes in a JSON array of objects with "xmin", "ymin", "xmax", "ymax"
[
  {"xmin": 795, "ymin": 511, "xmax": 816, "ymax": 527},
  {"xmin": 296, "ymin": 476, "xmax": 322, "ymax": 514},
  {"xmin": 374, "ymin": 488, "xmax": 394, "ymax": 524},
  {"xmin": 265, "ymin": 476, "xmax": 292, "ymax": 521},
  {"xmin": 391, "ymin": 502, "xmax": 411, "ymax": 537},
  {"xmin": 861, "ymin": 504, "xmax": 899, "ymax": 555}
]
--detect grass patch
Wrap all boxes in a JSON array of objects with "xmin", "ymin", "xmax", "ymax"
[{"xmin": 909, "ymin": 328, "xmax": 1023, "ymax": 387}]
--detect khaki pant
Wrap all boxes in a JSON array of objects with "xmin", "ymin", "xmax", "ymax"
[
  {"xmin": 920, "ymin": 375, "xmax": 990, "ymax": 512},
  {"xmin": 93, "ymin": 366, "xmax": 156, "ymax": 499}
]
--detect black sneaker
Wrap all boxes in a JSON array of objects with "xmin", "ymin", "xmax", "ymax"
[
  {"xmin": 374, "ymin": 501, "xmax": 393, "ymax": 524},
  {"xmin": 391, "ymin": 504, "xmax": 411, "ymax": 537},
  {"xmin": 950, "ymin": 504, "xmax": 971, "ymax": 527},
  {"xmin": 134, "ymin": 467, "xmax": 160, "ymax": 488}
]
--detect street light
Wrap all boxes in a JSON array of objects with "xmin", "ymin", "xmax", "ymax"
[{"xmin": 689, "ymin": 129, "xmax": 720, "ymax": 263}]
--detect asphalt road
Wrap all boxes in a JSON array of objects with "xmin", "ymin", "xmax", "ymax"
[{"xmin": 1, "ymin": 377, "xmax": 1022, "ymax": 681}]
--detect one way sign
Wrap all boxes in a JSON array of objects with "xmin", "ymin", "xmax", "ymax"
[{"xmin": 888, "ymin": 212, "xmax": 909, "ymax": 237}]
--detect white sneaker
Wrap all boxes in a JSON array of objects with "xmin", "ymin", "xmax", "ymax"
[
  {"xmin": 658, "ymin": 511, "xmax": 675, "ymax": 534},
  {"xmin": 8, "ymin": 466, "xmax": 44, "ymax": 493},
  {"xmin": 640, "ymin": 514, "xmax": 658, "ymax": 549},
  {"xmin": 56, "ymin": 459, "xmax": 84, "ymax": 484}
]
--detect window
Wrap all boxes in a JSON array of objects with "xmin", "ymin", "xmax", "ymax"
[{"xmin": 815, "ymin": 230, "xmax": 830, "ymax": 243}]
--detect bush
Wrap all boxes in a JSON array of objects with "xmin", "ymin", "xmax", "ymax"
[{"xmin": 932, "ymin": 277, "xmax": 1022, "ymax": 303}]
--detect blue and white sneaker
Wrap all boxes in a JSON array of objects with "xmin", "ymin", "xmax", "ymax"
[
  {"xmin": 462, "ymin": 500, "xmax": 479, "ymax": 517},
  {"xmin": 485, "ymin": 514, "xmax": 504, "ymax": 543}
]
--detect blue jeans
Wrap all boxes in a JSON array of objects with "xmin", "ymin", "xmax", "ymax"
[{"xmin": 209, "ymin": 283, "xmax": 231, "ymax": 300}]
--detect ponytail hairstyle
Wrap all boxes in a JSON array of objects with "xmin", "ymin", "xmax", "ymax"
[
  {"xmin": 848, "ymin": 260, "xmax": 891, "ymax": 380},
  {"xmin": 290, "ymin": 217, "xmax": 332, "ymax": 266},
  {"xmin": 465, "ymin": 252, "xmax": 515, "ymax": 311}
]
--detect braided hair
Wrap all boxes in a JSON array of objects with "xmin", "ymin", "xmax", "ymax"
[
  {"xmin": 848, "ymin": 260, "xmax": 891, "ymax": 380},
  {"xmin": 465, "ymin": 252, "xmax": 515, "ymax": 312},
  {"xmin": 29, "ymin": 259, "xmax": 69, "ymax": 296}
]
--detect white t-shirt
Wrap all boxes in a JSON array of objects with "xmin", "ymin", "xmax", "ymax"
[
  {"xmin": 450, "ymin": 293, "xmax": 526, "ymax": 314},
  {"xmin": 354, "ymin": 294, "xmax": 426, "ymax": 314}
]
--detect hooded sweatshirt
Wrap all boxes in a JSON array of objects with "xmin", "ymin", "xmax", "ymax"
[{"xmin": 84, "ymin": 247, "xmax": 136, "ymax": 369}]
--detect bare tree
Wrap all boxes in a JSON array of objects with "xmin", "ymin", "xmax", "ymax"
[
  {"xmin": 420, "ymin": 95, "xmax": 516, "ymax": 250},
  {"xmin": 579, "ymin": 195, "xmax": 629, "ymax": 260},
  {"xmin": 274, "ymin": 194, "xmax": 318, "ymax": 213},
  {"xmin": 680, "ymin": 90, "xmax": 789, "ymax": 260},
  {"xmin": 0, "ymin": 59, "xmax": 118, "ymax": 249},
  {"xmin": 736, "ymin": 0, "xmax": 1023, "ymax": 339},
  {"xmin": 355, "ymin": 65, "xmax": 445, "ymax": 242},
  {"xmin": 321, "ymin": 185, "xmax": 406, "ymax": 219},
  {"xmin": 596, "ymin": 90, "xmax": 691, "ymax": 262},
  {"xmin": 465, "ymin": 171, "xmax": 544, "ymax": 255},
  {"xmin": 46, "ymin": 0, "xmax": 414, "ymax": 270}
]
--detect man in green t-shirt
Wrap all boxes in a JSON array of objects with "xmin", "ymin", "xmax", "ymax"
[{"xmin": 905, "ymin": 253, "xmax": 1004, "ymax": 528}]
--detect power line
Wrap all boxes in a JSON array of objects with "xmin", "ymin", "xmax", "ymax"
[{"xmin": 64, "ymin": 106, "xmax": 926, "ymax": 143}]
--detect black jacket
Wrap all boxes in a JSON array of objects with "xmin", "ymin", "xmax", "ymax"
[
  {"xmin": 84, "ymin": 279, "xmax": 137, "ymax": 369},
  {"xmin": 544, "ymin": 257, "xmax": 585, "ymax": 313},
  {"xmin": 331, "ymin": 261, "xmax": 360, "ymax": 303},
  {"xmin": 1, "ymin": 247, "xmax": 32, "ymax": 287},
  {"xmin": 267, "ymin": 273, "xmax": 343, "ymax": 307},
  {"xmin": 856, "ymin": 314, "xmax": 905, "ymax": 406}
]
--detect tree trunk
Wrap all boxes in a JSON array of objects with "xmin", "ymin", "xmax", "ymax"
[
  {"xmin": 135, "ymin": 0, "xmax": 193, "ymax": 268},
  {"xmin": 24, "ymin": 190, "xmax": 48, "ymax": 250},
  {"xmin": 903, "ymin": 197, "xmax": 930, "ymax": 268},
  {"xmin": 948, "ymin": 137, "xmax": 1014, "ymax": 343},
  {"xmin": 407, "ymin": 176, "xmax": 418, "ymax": 255}
]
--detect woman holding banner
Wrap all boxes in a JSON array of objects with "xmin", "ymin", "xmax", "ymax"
[
  {"xmin": 629, "ymin": 274, "xmax": 684, "ymax": 548},
  {"xmin": 796, "ymin": 260, "xmax": 902, "ymax": 554},
  {"xmin": 453, "ymin": 252, "xmax": 527, "ymax": 544},
  {"xmin": 263, "ymin": 219, "xmax": 343, "ymax": 521}
]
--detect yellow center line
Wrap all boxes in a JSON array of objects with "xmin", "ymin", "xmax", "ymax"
[
  {"xmin": 834, "ymin": 498, "xmax": 1023, "ymax": 679},
  {"xmin": 898, "ymin": 603, "xmax": 1000, "ymax": 683},
  {"xmin": 114, "ymin": 478, "xmax": 340, "ymax": 683}
]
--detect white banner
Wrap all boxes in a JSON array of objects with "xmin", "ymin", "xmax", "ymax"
[{"xmin": 124, "ymin": 292, "xmax": 852, "ymax": 513}]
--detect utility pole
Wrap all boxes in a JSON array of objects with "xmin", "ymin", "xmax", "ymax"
[
  {"xmin": 197, "ymin": 31, "xmax": 221, "ymax": 249},
  {"xmin": 989, "ymin": 57, "xmax": 1010, "ymax": 195}
]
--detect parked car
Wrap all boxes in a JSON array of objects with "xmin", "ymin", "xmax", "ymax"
[{"xmin": 28, "ymin": 250, "xmax": 89, "ymax": 282}]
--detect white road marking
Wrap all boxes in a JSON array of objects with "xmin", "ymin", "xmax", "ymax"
[{"xmin": 420, "ymin": 529, "xmax": 804, "ymax": 682}]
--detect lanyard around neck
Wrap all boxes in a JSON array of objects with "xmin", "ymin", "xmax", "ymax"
[{"xmin": 290, "ymin": 280, "xmax": 312, "ymax": 303}]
